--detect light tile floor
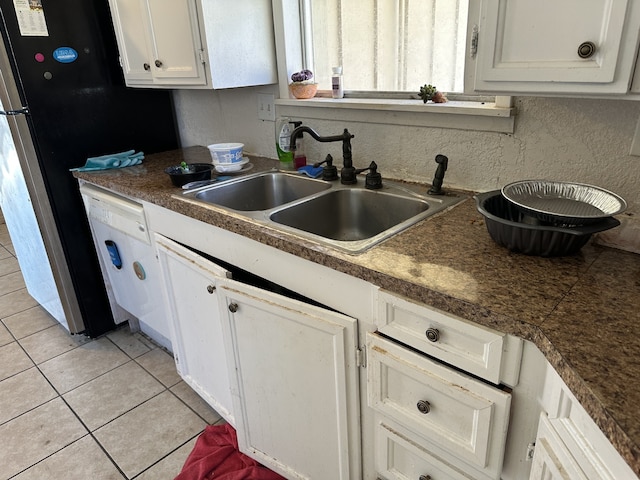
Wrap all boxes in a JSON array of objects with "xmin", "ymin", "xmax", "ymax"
[{"xmin": 0, "ymin": 210, "xmax": 224, "ymax": 479}]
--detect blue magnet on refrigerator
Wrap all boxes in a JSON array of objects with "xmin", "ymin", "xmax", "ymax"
[
  {"xmin": 104, "ymin": 240, "xmax": 122, "ymax": 269},
  {"xmin": 52, "ymin": 46, "xmax": 78, "ymax": 63}
]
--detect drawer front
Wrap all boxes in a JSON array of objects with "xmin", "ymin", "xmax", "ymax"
[
  {"xmin": 367, "ymin": 332, "xmax": 511, "ymax": 480},
  {"xmin": 376, "ymin": 420, "xmax": 475, "ymax": 480},
  {"xmin": 377, "ymin": 290, "xmax": 506, "ymax": 383}
]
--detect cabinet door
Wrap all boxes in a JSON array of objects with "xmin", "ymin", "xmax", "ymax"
[
  {"xmin": 108, "ymin": 0, "xmax": 154, "ymax": 84},
  {"xmin": 144, "ymin": 0, "xmax": 206, "ymax": 86},
  {"xmin": 529, "ymin": 414, "xmax": 588, "ymax": 480},
  {"xmin": 219, "ymin": 279, "xmax": 361, "ymax": 480},
  {"xmin": 155, "ymin": 234, "xmax": 234, "ymax": 423},
  {"xmin": 472, "ymin": 0, "xmax": 640, "ymax": 94},
  {"xmin": 539, "ymin": 367, "xmax": 638, "ymax": 480}
]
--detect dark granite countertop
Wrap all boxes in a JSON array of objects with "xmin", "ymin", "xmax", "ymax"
[{"xmin": 73, "ymin": 146, "xmax": 640, "ymax": 476}]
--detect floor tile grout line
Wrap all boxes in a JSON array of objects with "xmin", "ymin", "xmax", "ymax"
[
  {"xmin": 4, "ymin": 432, "xmax": 124, "ymax": 480},
  {"xmin": 165, "ymin": 382, "xmax": 222, "ymax": 426},
  {"xmin": 2, "ymin": 329, "xmax": 216, "ymax": 478},
  {"xmin": 59, "ymin": 395, "xmax": 131, "ymax": 480},
  {"xmin": 1, "ymin": 314, "xmax": 58, "ymax": 343},
  {"xmin": 0, "ymin": 382, "xmax": 53, "ymax": 428},
  {"xmin": 130, "ymin": 429, "xmax": 205, "ymax": 480},
  {"xmin": 0, "ymin": 286, "xmax": 42, "ymax": 322},
  {"xmin": 81, "ymin": 387, "xmax": 203, "ymax": 479},
  {"xmin": 0, "ymin": 271, "xmax": 26, "ymax": 296},
  {"xmin": 130, "ymin": 416, "xmax": 227, "ymax": 479},
  {"xmin": 1, "ymin": 249, "xmax": 217, "ymax": 477},
  {"xmin": 5, "ymin": 335, "xmax": 150, "ymax": 478},
  {"xmin": 106, "ymin": 330, "xmax": 225, "ymax": 426}
]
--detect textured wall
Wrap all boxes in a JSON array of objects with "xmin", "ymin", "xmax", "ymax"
[{"xmin": 173, "ymin": 88, "xmax": 640, "ymax": 250}]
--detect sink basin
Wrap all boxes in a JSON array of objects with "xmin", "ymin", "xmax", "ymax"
[
  {"xmin": 193, "ymin": 171, "xmax": 330, "ymax": 211},
  {"xmin": 178, "ymin": 170, "xmax": 462, "ymax": 253},
  {"xmin": 270, "ymin": 189, "xmax": 429, "ymax": 241}
]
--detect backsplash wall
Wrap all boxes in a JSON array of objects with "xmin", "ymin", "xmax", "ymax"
[{"xmin": 173, "ymin": 87, "xmax": 640, "ymax": 251}]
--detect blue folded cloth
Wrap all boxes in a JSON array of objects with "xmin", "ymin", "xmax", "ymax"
[
  {"xmin": 70, "ymin": 150, "xmax": 144, "ymax": 171},
  {"xmin": 298, "ymin": 165, "xmax": 323, "ymax": 178}
]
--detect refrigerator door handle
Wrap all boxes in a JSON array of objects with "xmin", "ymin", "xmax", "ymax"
[{"xmin": 0, "ymin": 106, "xmax": 29, "ymax": 116}]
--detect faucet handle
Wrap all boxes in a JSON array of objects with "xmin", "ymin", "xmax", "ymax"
[
  {"xmin": 313, "ymin": 154, "xmax": 339, "ymax": 181},
  {"xmin": 362, "ymin": 161, "xmax": 383, "ymax": 189}
]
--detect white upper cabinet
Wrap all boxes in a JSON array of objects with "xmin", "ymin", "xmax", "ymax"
[
  {"xmin": 469, "ymin": 0, "xmax": 640, "ymax": 95},
  {"xmin": 108, "ymin": 0, "xmax": 277, "ymax": 89}
]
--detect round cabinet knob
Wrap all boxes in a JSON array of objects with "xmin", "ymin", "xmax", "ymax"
[
  {"xmin": 419, "ymin": 475, "xmax": 432, "ymax": 480},
  {"xmin": 416, "ymin": 399, "xmax": 431, "ymax": 414},
  {"xmin": 206, "ymin": 285, "xmax": 216, "ymax": 294},
  {"xmin": 143, "ymin": 63, "xmax": 150, "ymax": 71},
  {"xmin": 425, "ymin": 327, "xmax": 439, "ymax": 342},
  {"xmin": 577, "ymin": 41, "xmax": 596, "ymax": 59},
  {"xmin": 228, "ymin": 303, "xmax": 239, "ymax": 313},
  {"xmin": 155, "ymin": 59, "xmax": 163, "ymax": 68}
]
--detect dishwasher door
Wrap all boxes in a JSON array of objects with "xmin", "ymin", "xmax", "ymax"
[{"xmin": 80, "ymin": 183, "xmax": 171, "ymax": 349}]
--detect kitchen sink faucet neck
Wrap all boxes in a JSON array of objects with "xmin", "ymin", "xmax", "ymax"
[{"xmin": 288, "ymin": 126, "xmax": 355, "ymax": 183}]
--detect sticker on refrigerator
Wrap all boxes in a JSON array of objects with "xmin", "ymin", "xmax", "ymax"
[
  {"xmin": 13, "ymin": 0, "xmax": 49, "ymax": 37},
  {"xmin": 53, "ymin": 47, "xmax": 78, "ymax": 63},
  {"xmin": 105, "ymin": 240, "xmax": 123, "ymax": 269}
]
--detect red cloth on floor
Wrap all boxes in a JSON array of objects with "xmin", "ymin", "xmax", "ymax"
[{"xmin": 174, "ymin": 424, "xmax": 286, "ymax": 480}]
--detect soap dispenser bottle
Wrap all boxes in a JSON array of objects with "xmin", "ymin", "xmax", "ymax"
[{"xmin": 275, "ymin": 117, "xmax": 294, "ymax": 170}]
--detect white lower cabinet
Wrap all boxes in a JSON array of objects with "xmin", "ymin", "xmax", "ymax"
[
  {"xmin": 530, "ymin": 366, "xmax": 639, "ymax": 480},
  {"xmin": 367, "ymin": 332, "xmax": 512, "ymax": 480},
  {"xmin": 154, "ymin": 232, "xmax": 361, "ymax": 480},
  {"xmin": 155, "ymin": 234, "xmax": 235, "ymax": 423},
  {"xmin": 529, "ymin": 413, "xmax": 589, "ymax": 480},
  {"xmin": 218, "ymin": 279, "xmax": 361, "ymax": 480}
]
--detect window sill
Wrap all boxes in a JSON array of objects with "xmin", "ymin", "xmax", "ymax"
[{"xmin": 274, "ymin": 96, "xmax": 515, "ymax": 133}]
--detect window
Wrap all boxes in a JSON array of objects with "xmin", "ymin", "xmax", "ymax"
[
  {"xmin": 272, "ymin": 0, "xmax": 515, "ymax": 133},
  {"xmin": 303, "ymin": 0, "xmax": 468, "ymax": 94}
]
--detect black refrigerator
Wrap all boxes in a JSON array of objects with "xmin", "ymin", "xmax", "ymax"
[{"xmin": 0, "ymin": 0, "xmax": 179, "ymax": 337}]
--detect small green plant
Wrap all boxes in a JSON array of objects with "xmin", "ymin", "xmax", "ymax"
[{"xmin": 418, "ymin": 84, "xmax": 447, "ymax": 103}]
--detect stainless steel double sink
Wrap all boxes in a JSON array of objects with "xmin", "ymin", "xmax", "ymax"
[{"xmin": 176, "ymin": 170, "xmax": 462, "ymax": 253}]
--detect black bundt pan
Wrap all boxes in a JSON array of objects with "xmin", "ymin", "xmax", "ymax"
[{"xmin": 475, "ymin": 191, "xmax": 620, "ymax": 257}]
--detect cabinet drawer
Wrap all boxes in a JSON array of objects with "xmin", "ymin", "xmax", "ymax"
[
  {"xmin": 377, "ymin": 290, "xmax": 510, "ymax": 384},
  {"xmin": 367, "ymin": 332, "xmax": 511, "ymax": 480},
  {"xmin": 376, "ymin": 419, "xmax": 474, "ymax": 480}
]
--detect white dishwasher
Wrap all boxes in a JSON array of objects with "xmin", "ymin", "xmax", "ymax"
[{"xmin": 80, "ymin": 183, "xmax": 171, "ymax": 349}]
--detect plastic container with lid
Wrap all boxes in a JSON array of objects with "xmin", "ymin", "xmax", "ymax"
[{"xmin": 207, "ymin": 143, "xmax": 244, "ymax": 164}]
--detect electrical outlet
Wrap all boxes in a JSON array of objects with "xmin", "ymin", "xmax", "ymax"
[{"xmin": 257, "ymin": 93, "xmax": 275, "ymax": 121}]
